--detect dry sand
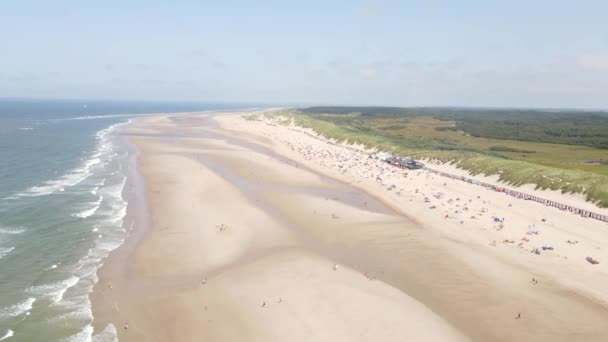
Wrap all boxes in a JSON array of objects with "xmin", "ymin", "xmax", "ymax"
[{"xmin": 92, "ymin": 111, "xmax": 608, "ymax": 341}]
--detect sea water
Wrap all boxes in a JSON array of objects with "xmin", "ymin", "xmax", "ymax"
[{"xmin": 0, "ymin": 99, "xmax": 244, "ymax": 341}]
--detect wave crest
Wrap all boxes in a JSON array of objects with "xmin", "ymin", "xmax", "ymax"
[
  {"xmin": 0, "ymin": 297, "xmax": 36, "ymax": 318},
  {"xmin": 5, "ymin": 121, "xmax": 128, "ymax": 199},
  {"xmin": 0, "ymin": 330, "xmax": 14, "ymax": 341}
]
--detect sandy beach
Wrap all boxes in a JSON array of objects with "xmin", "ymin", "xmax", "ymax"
[{"xmin": 92, "ymin": 111, "xmax": 608, "ymax": 341}]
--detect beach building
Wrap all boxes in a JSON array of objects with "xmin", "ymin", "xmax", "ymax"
[{"xmin": 385, "ymin": 156, "xmax": 425, "ymax": 169}]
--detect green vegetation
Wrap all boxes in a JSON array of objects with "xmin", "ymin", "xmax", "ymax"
[
  {"xmin": 254, "ymin": 107, "xmax": 608, "ymax": 207},
  {"xmin": 489, "ymin": 146, "xmax": 536, "ymax": 153},
  {"xmin": 301, "ymin": 107, "xmax": 608, "ymax": 148}
]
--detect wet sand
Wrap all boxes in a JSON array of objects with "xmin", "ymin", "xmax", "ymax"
[{"xmin": 92, "ymin": 112, "xmax": 608, "ymax": 341}]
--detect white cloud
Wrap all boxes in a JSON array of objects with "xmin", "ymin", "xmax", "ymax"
[
  {"xmin": 358, "ymin": 66, "xmax": 378, "ymax": 78},
  {"xmin": 353, "ymin": 0, "xmax": 386, "ymax": 19},
  {"xmin": 576, "ymin": 53, "xmax": 608, "ymax": 71}
]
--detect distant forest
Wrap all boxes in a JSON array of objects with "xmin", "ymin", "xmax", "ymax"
[{"xmin": 300, "ymin": 107, "xmax": 608, "ymax": 149}]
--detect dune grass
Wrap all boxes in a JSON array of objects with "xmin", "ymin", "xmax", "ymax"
[{"xmin": 250, "ymin": 109, "xmax": 608, "ymax": 208}]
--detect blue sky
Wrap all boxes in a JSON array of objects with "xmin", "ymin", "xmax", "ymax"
[{"xmin": 2, "ymin": 0, "xmax": 608, "ymax": 108}]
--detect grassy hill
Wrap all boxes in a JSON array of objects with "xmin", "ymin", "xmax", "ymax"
[{"xmin": 249, "ymin": 107, "xmax": 608, "ymax": 207}]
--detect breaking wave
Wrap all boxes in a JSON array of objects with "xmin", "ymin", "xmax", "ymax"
[
  {"xmin": 0, "ymin": 297, "xmax": 36, "ymax": 318},
  {"xmin": 4, "ymin": 122, "xmax": 128, "ymax": 199},
  {"xmin": 26, "ymin": 276, "xmax": 80, "ymax": 304},
  {"xmin": 72, "ymin": 196, "xmax": 103, "ymax": 219},
  {"xmin": 0, "ymin": 247, "xmax": 14, "ymax": 260},
  {"xmin": 0, "ymin": 226, "xmax": 25, "ymax": 235},
  {"xmin": 0, "ymin": 330, "xmax": 14, "ymax": 341}
]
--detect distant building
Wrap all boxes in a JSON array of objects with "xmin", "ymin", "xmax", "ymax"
[{"xmin": 385, "ymin": 156, "xmax": 424, "ymax": 169}]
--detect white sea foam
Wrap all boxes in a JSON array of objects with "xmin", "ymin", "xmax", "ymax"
[
  {"xmin": 0, "ymin": 247, "xmax": 14, "ymax": 260},
  {"xmin": 0, "ymin": 330, "xmax": 14, "ymax": 341},
  {"xmin": 15, "ymin": 171, "xmax": 90, "ymax": 197},
  {"xmin": 0, "ymin": 297, "xmax": 36, "ymax": 318},
  {"xmin": 0, "ymin": 227, "xmax": 25, "ymax": 235},
  {"xmin": 62, "ymin": 324, "xmax": 93, "ymax": 342},
  {"xmin": 92, "ymin": 324, "xmax": 118, "ymax": 342},
  {"xmin": 14, "ymin": 157, "xmax": 104, "ymax": 197},
  {"xmin": 51, "ymin": 296, "xmax": 93, "ymax": 323},
  {"xmin": 52, "ymin": 276, "xmax": 80, "ymax": 303},
  {"xmin": 54, "ymin": 248, "xmax": 121, "ymax": 341},
  {"xmin": 53, "ymin": 179, "xmax": 129, "ymax": 340},
  {"xmin": 72, "ymin": 196, "xmax": 103, "ymax": 219},
  {"xmin": 61, "ymin": 315, "xmax": 119, "ymax": 342},
  {"xmin": 75, "ymin": 158, "xmax": 102, "ymax": 173},
  {"xmin": 54, "ymin": 168, "xmax": 128, "ymax": 342},
  {"xmin": 9, "ymin": 120, "xmax": 132, "ymax": 342},
  {"xmin": 111, "ymin": 177, "xmax": 127, "ymax": 196},
  {"xmin": 19, "ymin": 127, "xmax": 34, "ymax": 130},
  {"xmin": 95, "ymin": 177, "xmax": 128, "ymax": 224},
  {"xmin": 5, "ymin": 121, "xmax": 127, "ymax": 199},
  {"xmin": 26, "ymin": 276, "xmax": 80, "ymax": 303}
]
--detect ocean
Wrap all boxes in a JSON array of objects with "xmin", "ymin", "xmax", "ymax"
[{"xmin": 0, "ymin": 99, "xmax": 245, "ymax": 341}]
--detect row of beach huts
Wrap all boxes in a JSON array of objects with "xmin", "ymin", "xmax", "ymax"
[{"xmin": 382, "ymin": 154, "xmax": 608, "ymax": 223}]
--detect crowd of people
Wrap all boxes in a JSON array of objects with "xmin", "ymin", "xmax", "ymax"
[{"xmin": 424, "ymin": 168, "xmax": 608, "ymax": 223}]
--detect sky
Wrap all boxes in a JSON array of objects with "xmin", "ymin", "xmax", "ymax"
[{"xmin": 1, "ymin": 0, "xmax": 608, "ymax": 108}]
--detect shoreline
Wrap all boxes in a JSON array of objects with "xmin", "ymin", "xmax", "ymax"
[
  {"xmin": 91, "ymin": 111, "xmax": 608, "ymax": 341},
  {"xmin": 90, "ymin": 125, "xmax": 152, "ymax": 339}
]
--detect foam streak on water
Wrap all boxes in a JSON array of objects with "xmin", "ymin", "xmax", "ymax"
[
  {"xmin": 72, "ymin": 196, "xmax": 103, "ymax": 219},
  {"xmin": 0, "ymin": 227, "xmax": 26, "ymax": 235},
  {"xmin": 27, "ymin": 276, "xmax": 80, "ymax": 303},
  {"xmin": 5, "ymin": 121, "xmax": 127, "ymax": 199},
  {"xmin": 0, "ymin": 330, "xmax": 14, "ymax": 341},
  {"xmin": 0, "ymin": 298, "xmax": 36, "ymax": 318},
  {"xmin": 91, "ymin": 324, "xmax": 118, "ymax": 342},
  {"xmin": 0, "ymin": 247, "xmax": 14, "ymax": 260}
]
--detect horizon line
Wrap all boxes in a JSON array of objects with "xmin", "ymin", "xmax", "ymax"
[{"xmin": 1, "ymin": 96, "xmax": 607, "ymax": 113}]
